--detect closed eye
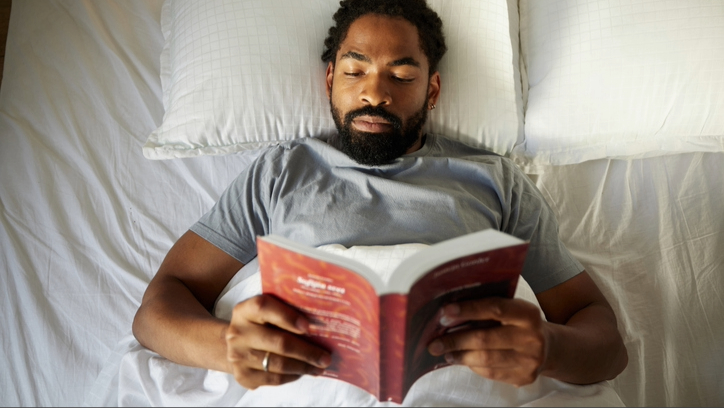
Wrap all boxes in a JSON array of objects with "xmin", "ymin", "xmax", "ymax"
[{"xmin": 393, "ymin": 76, "xmax": 415, "ymax": 83}]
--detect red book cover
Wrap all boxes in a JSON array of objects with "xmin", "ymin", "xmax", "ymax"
[{"xmin": 258, "ymin": 229, "xmax": 529, "ymax": 403}]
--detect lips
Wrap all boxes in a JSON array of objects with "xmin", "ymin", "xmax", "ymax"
[{"xmin": 352, "ymin": 115, "xmax": 393, "ymax": 133}]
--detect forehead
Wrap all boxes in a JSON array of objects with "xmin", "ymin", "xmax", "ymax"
[{"xmin": 337, "ymin": 14, "xmax": 427, "ymax": 66}]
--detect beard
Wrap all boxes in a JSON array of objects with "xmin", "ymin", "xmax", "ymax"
[{"xmin": 330, "ymin": 99, "xmax": 429, "ymax": 166}]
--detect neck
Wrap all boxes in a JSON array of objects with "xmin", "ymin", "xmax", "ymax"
[{"xmin": 405, "ymin": 133, "xmax": 427, "ymax": 154}]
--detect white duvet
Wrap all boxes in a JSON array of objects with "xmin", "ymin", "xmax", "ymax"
[{"xmin": 87, "ymin": 246, "xmax": 624, "ymax": 407}]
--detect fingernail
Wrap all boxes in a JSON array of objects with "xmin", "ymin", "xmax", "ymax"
[
  {"xmin": 318, "ymin": 354, "xmax": 332, "ymax": 368},
  {"xmin": 440, "ymin": 304, "xmax": 460, "ymax": 326},
  {"xmin": 310, "ymin": 367, "xmax": 325, "ymax": 376},
  {"xmin": 445, "ymin": 353, "xmax": 455, "ymax": 364},
  {"xmin": 439, "ymin": 315, "xmax": 455, "ymax": 327},
  {"xmin": 296, "ymin": 317, "xmax": 309, "ymax": 333},
  {"xmin": 428, "ymin": 340, "xmax": 444, "ymax": 355}
]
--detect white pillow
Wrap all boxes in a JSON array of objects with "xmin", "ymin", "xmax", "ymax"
[
  {"xmin": 143, "ymin": 0, "xmax": 524, "ymax": 160},
  {"xmin": 514, "ymin": 0, "xmax": 724, "ymax": 169}
]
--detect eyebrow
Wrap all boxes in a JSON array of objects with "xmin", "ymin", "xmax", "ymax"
[
  {"xmin": 340, "ymin": 51, "xmax": 371, "ymax": 63},
  {"xmin": 388, "ymin": 57, "xmax": 421, "ymax": 68},
  {"xmin": 340, "ymin": 51, "xmax": 421, "ymax": 68}
]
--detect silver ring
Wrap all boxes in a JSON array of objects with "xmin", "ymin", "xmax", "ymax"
[{"xmin": 262, "ymin": 351, "xmax": 271, "ymax": 372}]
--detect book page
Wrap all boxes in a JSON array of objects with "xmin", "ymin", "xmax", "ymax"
[
  {"xmin": 385, "ymin": 229, "xmax": 526, "ymax": 293},
  {"xmin": 316, "ymin": 243, "xmax": 427, "ymax": 284}
]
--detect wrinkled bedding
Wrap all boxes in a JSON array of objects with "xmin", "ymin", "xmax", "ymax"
[
  {"xmin": 91, "ymin": 250, "xmax": 623, "ymax": 407},
  {"xmin": 1, "ymin": 1, "xmax": 722, "ymax": 406}
]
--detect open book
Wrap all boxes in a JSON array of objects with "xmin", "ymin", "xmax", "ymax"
[{"xmin": 257, "ymin": 229, "xmax": 529, "ymax": 403}]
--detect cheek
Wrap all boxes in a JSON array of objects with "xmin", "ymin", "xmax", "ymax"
[
  {"xmin": 396, "ymin": 94, "xmax": 428, "ymax": 121},
  {"xmin": 329, "ymin": 91, "xmax": 353, "ymax": 125},
  {"xmin": 331, "ymin": 83, "xmax": 358, "ymax": 107},
  {"xmin": 395, "ymin": 85, "xmax": 429, "ymax": 110}
]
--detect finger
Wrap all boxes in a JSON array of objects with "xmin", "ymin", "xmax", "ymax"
[
  {"xmin": 232, "ymin": 295, "xmax": 311, "ymax": 335},
  {"xmin": 440, "ymin": 298, "xmax": 542, "ymax": 329},
  {"xmin": 445, "ymin": 350, "xmax": 541, "ymax": 372},
  {"xmin": 253, "ymin": 350, "xmax": 326, "ymax": 376},
  {"xmin": 428, "ymin": 325, "xmax": 539, "ymax": 355},
  {"xmin": 468, "ymin": 365, "xmax": 540, "ymax": 387},
  {"xmin": 445, "ymin": 348, "xmax": 522, "ymax": 369},
  {"xmin": 227, "ymin": 323, "xmax": 332, "ymax": 369},
  {"xmin": 230, "ymin": 363, "xmax": 302, "ymax": 390}
]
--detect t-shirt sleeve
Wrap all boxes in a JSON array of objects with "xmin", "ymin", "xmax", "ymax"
[
  {"xmin": 502, "ymin": 162, "xmax": 584, "ymax": 293},
  {"xmin": 189, "ymin": 152, "xmax": 278, "ymax": 265}
]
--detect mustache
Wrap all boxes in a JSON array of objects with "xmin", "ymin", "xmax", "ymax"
[{"xmin": 344, "ymin": 106, "xmax": 402, "ymax": 130}]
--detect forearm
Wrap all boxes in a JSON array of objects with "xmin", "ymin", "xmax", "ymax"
[
  {"xmin": 540, "ymin": 301, "xmax": 628, "ymax": 384},
  {"xmin": 132, "ymin": 275, "xmax": 232, "ymax": 374}
]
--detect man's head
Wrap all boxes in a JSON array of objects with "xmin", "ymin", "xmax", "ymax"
[{"xmin": 321, "ymin": 0, "xmax": 447, "ymax": 166}]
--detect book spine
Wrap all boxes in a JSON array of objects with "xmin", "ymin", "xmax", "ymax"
[{"xmin": 379, "ymin": 293, "xmax": 408, "ymax": 403}]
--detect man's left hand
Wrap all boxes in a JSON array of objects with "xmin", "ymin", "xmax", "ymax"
[{"xmin": 427, "ymin": 298, "xmax": 549, "ymax": 387}]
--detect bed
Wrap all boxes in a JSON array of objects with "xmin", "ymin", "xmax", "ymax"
[{"xmin": 1, "ymin": 0, "xmax": 722, "ymax": 406}]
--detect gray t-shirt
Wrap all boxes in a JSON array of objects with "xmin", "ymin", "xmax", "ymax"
[{"xmin": 191, "ymin": 134, "xmax": 583, "ymax": 293}]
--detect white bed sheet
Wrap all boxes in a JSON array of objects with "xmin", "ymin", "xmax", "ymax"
[
  {"xmin": 535, "ymin": 152, "xmax": 724, "ymax": 407},
  {"xmin": 1, "ymin": 1, "xmax": 722, "ymax": 407},
  {"xmin": 0, "ymin": 1, "xmax": 260, "ymax": 405}
]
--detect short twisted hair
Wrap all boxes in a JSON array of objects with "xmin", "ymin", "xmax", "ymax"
[{"xmin": 321, "ymin": 0, "xmax": 447, "ymax": 74}]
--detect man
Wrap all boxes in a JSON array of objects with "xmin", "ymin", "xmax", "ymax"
[{"xmin": 133, "ymin": 0, "xmax": 627, "ymax": 400}]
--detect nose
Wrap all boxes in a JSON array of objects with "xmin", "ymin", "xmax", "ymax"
[{"xmin": 359, "ymin": 74, "xmax": 391, "ymax": 107}]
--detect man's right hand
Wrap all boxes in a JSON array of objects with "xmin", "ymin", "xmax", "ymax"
[
  {"xmin": 133, "ymin": 231, "xmax": 333, "ymax": 391},
  {"xmin": 226, "ymin": 294, "xmax": 333, "ymax": 389}
]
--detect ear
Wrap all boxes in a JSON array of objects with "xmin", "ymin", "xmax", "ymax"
[
  {"xmin": 427, "ymin": 71, "xmax": 441, "ymax": 107},
  {"xmin": 325, "ymin": 62, "xmax": 335, "ymax": 100}
]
